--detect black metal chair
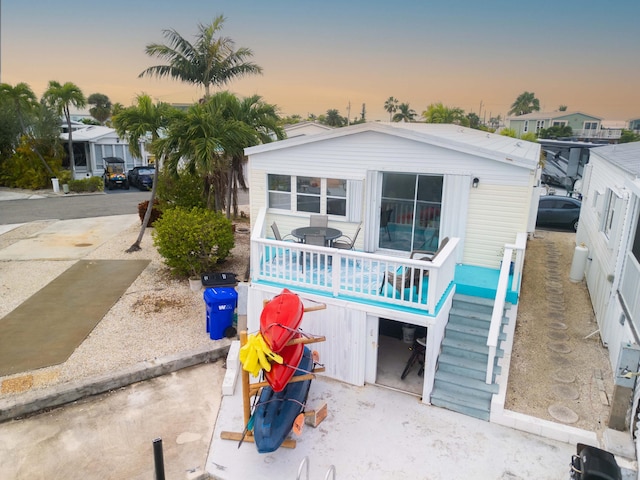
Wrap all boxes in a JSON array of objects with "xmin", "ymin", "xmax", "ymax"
[
  {"xmin": 401, "ymin": 336, "xmax": 426, "ymax": 379},
  {"xmin": 380, "ymin": 209, "xmax": 393, "ymax": 241}
]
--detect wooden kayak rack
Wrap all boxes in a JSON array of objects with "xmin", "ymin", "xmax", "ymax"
[{"xmin": 220, "ymin": 301, "xmax": 328, "ymax": 449}]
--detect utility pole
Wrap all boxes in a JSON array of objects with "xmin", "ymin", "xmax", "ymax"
[
  {"xmin": 478, "ymin": 100, "xmax": 483, "ymax": 121},
  {"xmin": 346, "ymin": 101, "xmax": 351, "ymax": 126}
]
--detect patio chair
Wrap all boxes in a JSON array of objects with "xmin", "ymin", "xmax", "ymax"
[
  {"xmin": 333, "ymin": 223, "xmax": 362, "ymax": 250},
  {"xmin": 379, "ymin": 237, "xmax": 450, "ymax": 298},
  {"xmin": 309, "ymin": 214, "xmax": 328, "ymax": 228},
  {"xmin": 302, "ymin": 233, "xmax": 328, "ymax": 268},
  {"xmin": 380, "ymin": 209, "xmax": 393, "ymax": 241},
  {"xmin": 271, "ymin": 222, "xmax": 295, "ymax": 242}
]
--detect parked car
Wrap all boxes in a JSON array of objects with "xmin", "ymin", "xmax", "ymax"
[
  {"xmin": 127, "ymin": 166, "xmax": 155, "ymax": 191},
  {"xmin": 536, "ymin": 195, "xmax": 582, "ymax": 231},
  {"xmin": 103, "ymin": 157, "xmax": 129, "ymax": 190}
]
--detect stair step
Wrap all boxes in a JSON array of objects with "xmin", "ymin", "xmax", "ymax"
[
  {"xmin": 446, "ymin": 323, "xmax": 489, "ymax": 338},
  {"xmin": 453, "ymin": 294, "xmax": 495, "ymax": 308},
  {"xmin": 449, "ymin": 307, "xmax": 491, "ymax": 322},
  {"xmin": 430, "ymin": 390, "xmax": 491, "ymax": 421},
  {"xmin": 438, "ymin": 353, "xmax": 502, "ymax": 376},
  {"xmin": 435, "ymin": 371, "xmax": 499, "ymax": 395}
]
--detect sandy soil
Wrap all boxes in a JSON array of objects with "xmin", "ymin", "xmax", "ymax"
[{"xmin": 506, "ymin": 229, "xmax": 614, "ymax": 437}]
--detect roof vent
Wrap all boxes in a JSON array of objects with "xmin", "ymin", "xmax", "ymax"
[{"xmin": 516, "ymin": 141, "xmax": 522, "ymax": 147}]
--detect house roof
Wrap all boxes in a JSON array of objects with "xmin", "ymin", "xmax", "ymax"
[
  {"xmin": 283, "ymin": 121, "xmax": 333, "ymax": 138},
  {"xmin": 246, "ymin": 122, "xmax": 540, "ymax": 170},
  {"xmin": 61, "ymin": 125, "xmax": 118, "ymax": 142},
  {"xmin": 506, "ymin": 111, "xmax": 602, "ymax": 121},
  {"xmin": 591, "ymin": 142, "xmax": 640, "ymax": 177}
]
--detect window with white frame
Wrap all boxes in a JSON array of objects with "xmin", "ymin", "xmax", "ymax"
[
  {"xmin": 267, "ymin": 174, "xmax": 291, "ymax": 209},
  {"xmin": 602, "ymin": 189, "xmax": 618, "ymax": 239},
  {"xmin": 584, "ymin": 121, "xmax": 598, "ymax": 130},
  {"xmin": 535, "ymin": 120, "xmax": 545, "ymax": 133},
  {"xmin": 523, "ymin": 121, "xmax": 529, "ymax": 133},
  {"xmin": 552, "ymin": 121, "xmax": 567, "ymax": 127},
  {"xmin": 268, "ymin": 174, "xmax": 348, "ymax": 217}
]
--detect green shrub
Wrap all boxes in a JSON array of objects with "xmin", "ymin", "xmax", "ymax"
[
  {"xmin": 152, "ymin": 206, "xmax": 234, "ymax": 277},
  {"xmin": 68, "ymin": 176, "xmax": 104, "ymax": 192},
  {"xmin": 156, "ymin": 169, "xmax": 206, "ymax": 210}
]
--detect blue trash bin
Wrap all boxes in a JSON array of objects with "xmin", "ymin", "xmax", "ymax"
[{"xmin": 203, "ymin": 287, "xmax": 238, "ymax": 340}]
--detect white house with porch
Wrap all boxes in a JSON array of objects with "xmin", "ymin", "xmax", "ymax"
[
  {"xmin": 244, "ymin": 122, "xmax": 541, "ymax": 420},
  {"xmin": 61, "ymin": 125, "xmax": 151, "ymax": 179}
]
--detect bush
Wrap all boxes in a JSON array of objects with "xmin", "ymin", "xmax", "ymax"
[
  {"xmin": 152, "ymin": 207, "xmax": 235, "ymax": 277},
  {"xmin": 68, "ymin": 176, "xmax": 103, "ymax": 192},
  {"xmin": 137, "ymin": 199, "xmax": 162, "ymax": 227},
  {"xmin": 156, "ymin": 169, "xmax": 206, "ymax": 210}
]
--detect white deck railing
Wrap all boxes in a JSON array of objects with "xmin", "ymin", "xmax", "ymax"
[
  {"xmin": 251, "ymin": 208, "xmax": 458, "ymax": 315},
  {"xmin": 485, "ymin": 232, "xmax": 527, "ymax": 383}
]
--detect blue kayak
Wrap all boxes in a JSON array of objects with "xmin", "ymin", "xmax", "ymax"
[{"xmin": 252, "ymin": 346, "xmax": 313, "ymax": 454}]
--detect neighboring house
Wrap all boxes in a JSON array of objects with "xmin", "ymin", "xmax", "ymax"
[
  {"xmin": 244, "ymin": 122, "xmax": 541, "ymax": 421},
  {"xmin": 628, "ymin": 118, "xmax": 640, "ymax": 133},
  {"xmin": 507, "ymin": 111, "xmax": 622, "ymax": 142},
  {"xmin": 574, "ymin": 142, "xmax": 640, "ymax": 430},
  {"xmin": 61, "ymin": 126, "xmax": 150, "ymax": 179},
  {"xmin": 283, "ymin": 121, "xmax": 333, "ymax": 139}
]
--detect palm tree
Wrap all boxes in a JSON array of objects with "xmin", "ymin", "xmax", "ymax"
[
  {"xmin": 210, "ymin": 91, "xmax": 284, "ymax": 218},
  {"xmin": 87, "ymin": 93, "xmax": 112, "ymax": 124},
  {"xmin": 42, "ymin": 81, "xmax": 86, "ymax": 178},
  {"xmin": 384, "ymin": 97, "xmax": 398, "ymax": 121},
  {"xmin": 392, "ymin": 103, "xmax": 416, "ymax": 122},
  {"xmin": 0, "ymin": 82, "xmax": 54, "ymax": 176},
  {"xmin": 112, "ymin": 94, "xmax": 175, "ymax": 252},
  {"xmin": 139, "ymin": 15, "xmax": 262, "ymax": 98},
  {"xmin": 508, "ymin": 91, "xmax": 540, "ymax": 116},
  {"xmin": 324, "ymin": 109, "xmax": 345, "ymax": 127},
  {"xmin": 422, "ymin": 102, "xmax": 465, "ymax": 124},
  {"xmin": 157, "ymin": 97, "xmax": 256, "ymax": 211}
]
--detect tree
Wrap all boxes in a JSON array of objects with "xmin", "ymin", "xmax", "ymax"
[
  {"xmin": 422, "ymin": 102, "xmax": 465, "ymax": 124},
  {"xmin": 210, "ymin": 91, "xmax": 284, "ymax": 218},
  {"xmin": 392, "ymin": 103, "xmax": 416, "ymax": 122},
  {"xmin": 87, "ymin": 93, "xmax": 112, "ymax": 124},
  {"xmin": 156, "ymin": 97, "xmax": 256, "ymax": 212},
  {"xmin": 489, "ymin": 115, "xmax": 502, "ymax": 130},
  {"xmin": 538, "ymin": 125, "xmax": 573, "ymax": 139},
  {"xmin": 42, "ymin": 81, "xmax": 86, "ymax": 178},
  {"xmin": 558, "ymin": 105, "xmax": 568, "ymax": 112},
  {"xmin": 323, "ymin": 109, "xmax": 346, "ymax": 127},
  {"xmin": 0, "ymin": 82, "xmax": 55, "ymax": 176},
  {"xmin": 139, "ymin": 15, "xmax": 262, "ymax": 98},
  {"xmin": 620, "ymin": 129, "xmax": 640, "ymax": 143},
  {"xmin": 465, "ymin": 112, "xmax": 481, "ymax": 129},
  {"xmin": 508, "ymin": 91, "xmax": 540, "ymax": 116},
  {"xmin": 112, "ymin": 94, "xmax": 175, "ymax": 252},
  {"xmin": 384, "ymin": 97, "xmax": 398, "ymax": 121}
]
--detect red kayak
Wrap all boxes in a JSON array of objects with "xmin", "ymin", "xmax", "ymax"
[
  {"xmin": 264, "ymin": 341, "xmax": 304, "ymax": 392},
  {"xmin": 260, "ymin": 289, "xmax": 304, "ymax": 353}
]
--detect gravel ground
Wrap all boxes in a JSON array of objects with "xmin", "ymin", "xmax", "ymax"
[{"xmin": 0, "ymin": 219, "xmax": 250, "ymax": 396}]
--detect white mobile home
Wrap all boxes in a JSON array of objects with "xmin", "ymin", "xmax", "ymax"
[
  {"xmin": 244, "ymin": 122, "xmax": 541, "ymax": 420},
  {"xmin": 575, "ymin": 142, "xmax": 640, "ymax": 369}
]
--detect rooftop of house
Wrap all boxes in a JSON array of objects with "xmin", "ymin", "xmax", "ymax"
[
  {"xmin": 246, "ymin": 121, "xmax": 540, "ymax": 169},
  {"xmin": 506, "ymin": 111, "xmax": 602, "ymax": 121},
  {"xmin": 591, "ymin": 142, "xmax": 640, "ymax": 177}
]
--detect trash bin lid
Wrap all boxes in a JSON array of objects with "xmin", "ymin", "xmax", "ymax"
[
  {"xmin": 203, "ymin": 287, "xmax": 238, "ymax": 302},
  {"xmin": 201, "ymin": 272, "xmax": 237, "ymax": 287}
]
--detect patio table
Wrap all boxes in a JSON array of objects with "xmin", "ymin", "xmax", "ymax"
[{"xmin": 291, "ymin": 227, "xmax": 342, "ymax": 247}]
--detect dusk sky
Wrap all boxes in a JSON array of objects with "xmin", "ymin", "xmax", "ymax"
[{"xmin": 3, "ymin": 0, "xmax": 639, "ymax": 122}]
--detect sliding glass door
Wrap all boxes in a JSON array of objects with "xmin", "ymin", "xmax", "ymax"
[{"xmin": 379, "ymin": 173, "xmax": 443, "ymax": 252}]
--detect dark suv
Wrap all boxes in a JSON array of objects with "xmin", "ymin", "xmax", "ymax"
[
  {"xmin": 127, "ymin": 166, "xmax": 155, "ymax": 190},
  {"xmin": 536, "ymin": 195, "xmax": 581, "ymax": 231}
]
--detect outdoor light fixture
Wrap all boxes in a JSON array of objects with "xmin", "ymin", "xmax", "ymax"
[{"xmin": 472, "ymin": 177, "xmax": 480, "ymax": 188}]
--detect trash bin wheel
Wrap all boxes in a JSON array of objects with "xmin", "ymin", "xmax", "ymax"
[{"xmin": 224, "ymin": 326, "xmax": 237, "ymax": 338}]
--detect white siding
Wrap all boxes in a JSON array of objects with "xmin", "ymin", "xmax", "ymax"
[
  {"xmin": 464, "ymin": 184, "xmax": 533, "ymax": 268},
  {"xmin": 576, "ymin": 156, "xmax": 630, "ymax": 341},
  {"xmin": 249, "ymin": 130, "xmax": 535, "ymax": 266}
]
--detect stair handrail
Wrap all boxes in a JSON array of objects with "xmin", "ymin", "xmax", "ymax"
[{"xmin": 486, "ymin": 232, "xmax": 527, "ymax": 383}]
